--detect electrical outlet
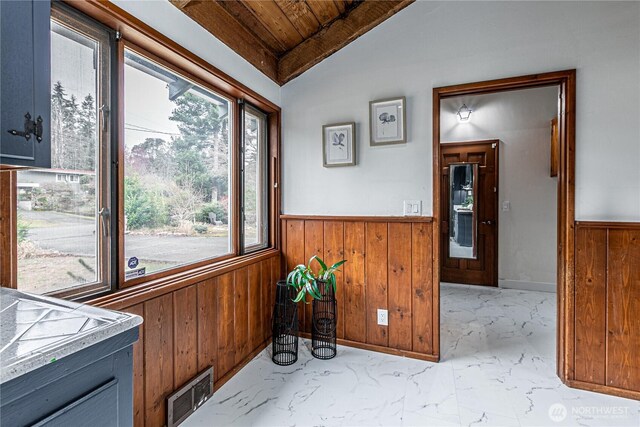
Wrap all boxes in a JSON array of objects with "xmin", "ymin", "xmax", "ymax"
[
  {"xmin": 403, "ymin": 200, "xmax": 422, "ymax": 216},
  {"xmin": 377, "ymin": 309, "xmax": 388, "ymax": 326}
]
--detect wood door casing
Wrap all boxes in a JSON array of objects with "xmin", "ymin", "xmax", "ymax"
[{"xmin": 440, "ymin": 141, "xmax": 498, "ymax": 287}]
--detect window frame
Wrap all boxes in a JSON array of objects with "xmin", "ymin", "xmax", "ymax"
[
  {"xmin": 0, "ymin": 0, "xmax": 281, "ymax": 300},
  {"xmin": 240, "ymin": 102, "xmax": 270, "ymax": 254},
  {"xmin": 11, "ymin": 3, "xmax": 115, "ymax": 300},
  {"xmin": 118, "ymin": 40, "xmax": 239, "ymax": 288}
]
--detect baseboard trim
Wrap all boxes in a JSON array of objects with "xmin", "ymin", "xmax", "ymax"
[
  {"xmin": 299, "ymin": 332, "xmax": 440, "ymax": 363},
  {"xmin": 499, "ymin": 279, "xmax": 556, "ymax": 293},
  {"xmin": 567, "ymin": 379, "xmax": 640, "ymax": 401}
]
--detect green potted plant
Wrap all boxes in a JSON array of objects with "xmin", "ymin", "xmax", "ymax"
[{"xmin": 287, "ymin": 255, "xmax": 346, "ymax": 359}]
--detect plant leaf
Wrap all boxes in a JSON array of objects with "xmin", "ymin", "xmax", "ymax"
[{"xmin": 330, "ymin": 260, "xmax": 346, "ymax": 270}]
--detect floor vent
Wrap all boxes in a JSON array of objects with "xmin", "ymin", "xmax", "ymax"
[{"xmin": 167, "ymin": 367, "xmax": 214, "ymax": 427}]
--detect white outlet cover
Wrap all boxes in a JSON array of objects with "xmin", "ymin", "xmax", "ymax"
[{"xmin": 377, "ymin": 309, "xmax": 388, "ymax": 326}]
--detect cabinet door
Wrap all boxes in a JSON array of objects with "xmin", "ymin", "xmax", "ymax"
[{"xmin": 0, "ymin": 0, "xmax": 51, "ymax": 168}]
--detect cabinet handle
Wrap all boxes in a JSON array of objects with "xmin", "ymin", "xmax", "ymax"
[{"xmin": 7, "ymin": 113, "xmax": 43, "ymax": 142}]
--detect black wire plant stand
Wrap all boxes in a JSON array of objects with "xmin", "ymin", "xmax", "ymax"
[
  {"xmin": 311, "ymin": 280, "xmax": 337, "ymax": 359},
  {"xmin": 271, "ymin": 280, "xmax": 299, "ymax": 366}
]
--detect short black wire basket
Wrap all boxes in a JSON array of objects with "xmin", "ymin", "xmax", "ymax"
[
  {"xmin": 312, "ymin": 280, "xmax": 337, "ymax": 359},
  {"xmin": 271, "ymin": 280, "xmax": 299, "ymax": 366}
]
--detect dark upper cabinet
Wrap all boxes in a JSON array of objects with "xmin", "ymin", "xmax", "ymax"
[{"xmin": 0, "ymin": 0, "xmax": 51, "ymax": 169}]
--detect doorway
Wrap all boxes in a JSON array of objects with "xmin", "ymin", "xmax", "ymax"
[
  {"xmin": 432, "ymin": 70, "xmax": 576, "ymax": 383},
  {"xmin": 440, "ymin": 141, "xmax": 498, "ymax": 287}
]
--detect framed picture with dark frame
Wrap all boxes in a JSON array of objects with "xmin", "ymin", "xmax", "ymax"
[
  {"xmin": 322, "ymin": 122, "xmax": 356, "ymax": 167},
  {"xmin": 369, "ymin": 96, "xmax": 406, "ymax": 146}
]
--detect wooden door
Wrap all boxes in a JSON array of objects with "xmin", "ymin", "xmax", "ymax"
[{"xmin": 440, "ymin": 140, "xmax": 498, "ymax": 286}]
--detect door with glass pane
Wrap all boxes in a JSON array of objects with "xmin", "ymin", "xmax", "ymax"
[{"xmin": 440, "ymin": 140, "xmax": 498, "ymax": 286}]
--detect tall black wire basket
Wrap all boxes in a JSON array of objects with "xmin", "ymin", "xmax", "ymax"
[
  {"xmin": 312, "ymin": 280, "xmax": 337, "ymax": 359},
  {"xmin": 272, "ymin": 280, "xmax": 299, "ymax": 366}
]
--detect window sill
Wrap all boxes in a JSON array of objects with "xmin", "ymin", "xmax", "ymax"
[{"xmin": 89, "ymin": 248, "xmax": 280, "ymax": 310}]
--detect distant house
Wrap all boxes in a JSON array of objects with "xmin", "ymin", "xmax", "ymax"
[{"xmin": 17, "ymin": 168, "xmax": 95, "ymax": 211}]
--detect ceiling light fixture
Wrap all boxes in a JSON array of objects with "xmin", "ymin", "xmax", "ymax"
[{"xmin": 456, "ymin": 104, "xmax": 473, "ymax": 122}]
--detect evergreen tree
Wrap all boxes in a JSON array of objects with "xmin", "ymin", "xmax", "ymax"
[{"xmin": 78, "ymin": 94, "xmax": 96, "ymax": 170}]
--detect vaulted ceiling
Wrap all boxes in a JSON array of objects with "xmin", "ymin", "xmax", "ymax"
[{"xmin": 170, "ymin": 0, "xmax": 415, "ymax": 85}]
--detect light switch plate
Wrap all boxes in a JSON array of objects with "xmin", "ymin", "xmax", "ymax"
[
  {"xmin": 502, "ymin": 201, "xmax": 511, "ymax": 212},
  {"xmin": 377, "ymin": 309, "xmax": 388, "ymax": 326},
  {"xmin": 403, "ymin": 200, "xmax": 422, "ymax": 216}
]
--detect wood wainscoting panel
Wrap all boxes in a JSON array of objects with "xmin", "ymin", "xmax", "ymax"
[
  {"xmin": 248, "ymin": 263, "xmax": 263, "ymax": 351},
  {"xmin": 217, "ymin": 271, "xmax": 236, "ymax": 376},
  {"xmin": 412, "ymin": 222, "xmax": 434, "ymax": 355},
  {"xmin": 281, "ymin": 216, "xmax": 437, "ymax": 360},
  {"xmin": 111, "ymin": 252, "xmax": 279, "ymax": 427},
  {"xmin": 285, "ymin": 220, "xmax": 306, "ymax": 330},
  {"xmin": 344, "ymin": 221, "xmax": 367, "ymax": 343},
  {"xmin": 324, "ymin": 221, "xmax": 345, "ymax": 339},
  {"xmin": 173, "ymin": 285, "xmax": 198, "ymax": 389},
  {"xmin": 234, "ymin": 268, "xmax": 250, "ymax": 365},
  {"xmin": 196, "ymin": 278, "xmax": 217, "ymax": 373},
  {"xmin": 574, "ymin": 227, "xmax": 607, "ymax": 384},
  {"xmin": 606, "ymin": 229, "xmax": 640, "ymax": 390},
  {"xmin": 304, "ymin": 220, "xmax": 324, "ymax": 333},
  {"xmin": 143, "ymin": 293, "xmax": 174, "ymax": 427},
  {"xmin": 366, "ymin": 222, "xmax": 389, "ymax": 347},
  {"xmin": 574, "ymin": 222, "xmax": 640, "ymax": 398},
  {"xmin": 388, "ymin": 223, "xmax": 412, "ymax": 351}
]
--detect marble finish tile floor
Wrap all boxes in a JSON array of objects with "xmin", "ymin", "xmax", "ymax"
[{"xmin": 183, "ymin": 283, "xmax": 639, "ymax": 427}]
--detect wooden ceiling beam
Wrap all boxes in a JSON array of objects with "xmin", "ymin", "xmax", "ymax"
[
  {"xmin": 278, "ymin": 0, "xmax": 414, "ymax": 85},
  {"xmin": 169, "ymin": 0, "xmax": 279, "ymax": 84},
  {"xmin": 171, "ymin": 0, "xmax": 193, "ymax": 10}
]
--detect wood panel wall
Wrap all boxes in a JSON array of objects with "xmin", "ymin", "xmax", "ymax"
[
  {"xmin": 574, "ymin": 222, "xmax": 640, "ymax": 399},
  {"xmin": 281, "ymin": 216, "xmax": 437, "ymax": 361},
  {"xmin": 99, "ymin": 254, "xmax": 279, "ymax": 427}
]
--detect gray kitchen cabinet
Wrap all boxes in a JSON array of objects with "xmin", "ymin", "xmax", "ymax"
[
  {"xmin": 0, "ymin": 288, "xmax": 143, "ymax": 426},
  {"xmin": 0, "ymin": 0, "xmax": 51, "ymax": 168}
]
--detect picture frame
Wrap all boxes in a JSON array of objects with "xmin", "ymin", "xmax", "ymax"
[
  {"xmin": 322, "ymin": 122, "xmax": 356, "ymax": 167},
  {"xmin": 369, "ymin": 96, "xmax": 406, "ymax": 146}
]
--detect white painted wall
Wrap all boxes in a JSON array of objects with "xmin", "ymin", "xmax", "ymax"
[
  {"xmin": 110, "ymin": 0, "xmax": 281, "ymax": 106},
  {"xmin": 281, "ymin": 1, "xmax": 640, "ymax": 221},
  {"xmin": 441, "ymin": 87, "xmax": 558, "ymax": 289}
]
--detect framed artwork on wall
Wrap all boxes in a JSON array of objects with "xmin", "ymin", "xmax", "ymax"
[
  {"xmin": 323, "ymin": 122, "xmax": 356, "ymax": 167},
  {"xmin": 369, "ymin": 96, "xmax": 406, "ymax": 146}
]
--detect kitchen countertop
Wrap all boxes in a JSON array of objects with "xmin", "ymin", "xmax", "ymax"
[{"xmin": 0, "ymin": 288, "xmax": 142, "ymax": 384}]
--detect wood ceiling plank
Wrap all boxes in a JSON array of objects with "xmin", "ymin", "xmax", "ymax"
[
  {"xmin": 169, "ymin": 0, "xmax": 279, "ymax": 83},
  {"xmin": 275, "ymin": 0, "xmax": 321, "ymax": 40},
  {"xmin": 333, "ymin": 0, "xmax": 346, "ymax": 14},
  {"xmin": 243, "ymin": 0, "xmax": 304, "ymax": 50},
  {"xmin": 306, "ymin": 0, "xmax": 341, "ymax": 26},
  {"xmin": 217, "ymin": 0, "xmax": 288, "ymax": 55},
  {"xmin": 278, "ymin": 0, "xmax": 414, "ymax": 84}
]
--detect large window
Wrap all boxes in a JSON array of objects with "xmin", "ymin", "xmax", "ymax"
[
  {"xmin": 4, "ymin": 3, "xmax": 277, "ymax": 299},
  {"xmin": 15, "ymin": 6, "xmax": 111, "ymax": 296},
  {"xmin": 123, "ymin": 49, "xmax": 232, "ymax": 279}
]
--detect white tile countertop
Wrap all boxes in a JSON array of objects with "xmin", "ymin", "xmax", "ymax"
[{"xmin": 0, "ymin": 287, "xmax": 142, "ymax": 384}]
